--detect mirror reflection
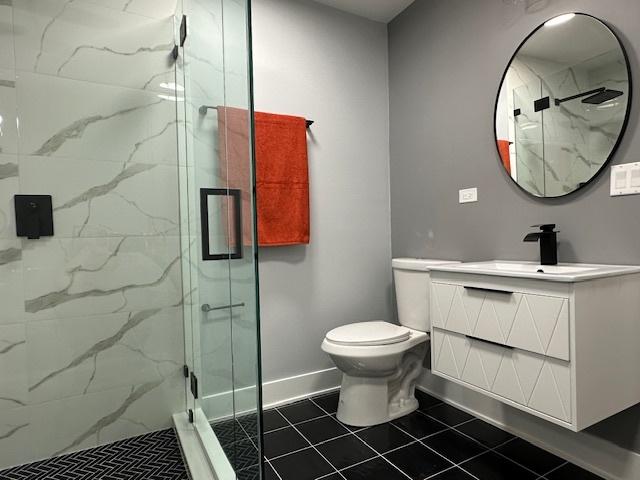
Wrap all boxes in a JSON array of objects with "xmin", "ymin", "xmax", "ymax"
[{"xmin": 495, "ymin": 13, "xmax": 631, "ymax": 197}]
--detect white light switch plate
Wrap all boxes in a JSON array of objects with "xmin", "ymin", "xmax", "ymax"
[
  {"xmin": 610, "ymin": 163, "xmax": 640, "ymax": 196},
  {"xmin": 459, "ymin": 187, "xmax": 478, "ymax": 203}
]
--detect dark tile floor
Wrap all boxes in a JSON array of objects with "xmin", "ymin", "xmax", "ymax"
[
  {"xmin": 0, "ymin": 428, "xmax": 189, "ymax": 480},
  {"xmin": 213, "ymin": 390, "xmax": 606, "ymax": 480}
]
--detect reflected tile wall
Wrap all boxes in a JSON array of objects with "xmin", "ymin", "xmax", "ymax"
[{"xmin": 0, "ymin": 0, "xmax": 185, "ymax": 470}]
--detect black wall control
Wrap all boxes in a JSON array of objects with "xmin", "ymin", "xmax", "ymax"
[{"xmin": 14, "ymin": 195, "xmax": 54, "ymax": 239}]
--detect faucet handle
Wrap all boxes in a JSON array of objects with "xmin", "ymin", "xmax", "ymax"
[{"xmin": 531, "ymin": 224, "xmax": 556, "ymax": 232}]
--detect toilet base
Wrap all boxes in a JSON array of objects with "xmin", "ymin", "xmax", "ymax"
[{"xmin": 335, "ymin": 345, "xmax": 425, "ymax": 427}]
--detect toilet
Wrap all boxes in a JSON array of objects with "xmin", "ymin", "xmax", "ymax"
[{"xmin": 321, "ymin": 258, "xmax": 457, "ymax": 427}]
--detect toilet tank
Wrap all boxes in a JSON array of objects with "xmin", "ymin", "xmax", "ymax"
[{"xmin": 392, "ymin": 258, "xmax": 459, "ymax": 332}]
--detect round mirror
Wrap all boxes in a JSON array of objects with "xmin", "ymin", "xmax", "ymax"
[{"xmin": 495, "ymin": 13, "xmax": 632, "ymax": 197}]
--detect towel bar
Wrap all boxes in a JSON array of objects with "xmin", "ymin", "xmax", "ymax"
[{"xmin": 198, "ymin": 105, "xmax": 313, "ymax": 127}]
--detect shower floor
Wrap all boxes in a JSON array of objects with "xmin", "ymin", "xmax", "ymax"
[{"xmin": 0, "ymin": 428, "xmax": 188, "ymax": 480}]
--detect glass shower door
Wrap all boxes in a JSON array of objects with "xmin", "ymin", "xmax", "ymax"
[{"xmin": 176, "ymin": 0, "xmax": 262, "ymax": 477}]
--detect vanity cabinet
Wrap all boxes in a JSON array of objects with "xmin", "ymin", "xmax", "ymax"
[{"xmin": 429, "ymin": 271, "xmax": 640, "ymax": 431}]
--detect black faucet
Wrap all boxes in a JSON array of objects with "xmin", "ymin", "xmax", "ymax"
[{"xmin": 523, "ymin": 224, "xmax": 558, "ymax": 265}]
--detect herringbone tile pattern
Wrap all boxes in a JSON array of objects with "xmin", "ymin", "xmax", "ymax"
[{"xmin": 0, "ymin": 429, "xmax": 188, "ymax": 480}]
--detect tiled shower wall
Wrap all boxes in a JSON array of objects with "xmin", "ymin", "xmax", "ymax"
[{"xmin": 0, "ymin": 0, "xmax": 185, "ymax": 469}]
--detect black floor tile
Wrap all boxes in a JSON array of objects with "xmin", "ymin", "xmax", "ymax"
[
  {"xmin": 296, "ymin": 415, "xmax": 350, "ymax": 444},
  {"xmin": 270, "ymin": 447, "xmax": 335, "ymax": 480},
  {"xmin": 416, "ymin": 389, "xmax": 443, "ymax": 411},
  {"xmin": 223, "ymin": 438, "xmax": 259, "ymax": 471},
  {"xmin": 429, "ymin": 467, "xmax": 478, "ymax": 479},
  {"xmin": 315, "ymin": 434, "xmax": 377, "ymax": 469},
  {"xmin": 237, "ymin": 413, "xmax": 259, "ymax": 438},
  {"xmin": 238, "ymin": 462, "xmax": 280, "ymax": 480},
  {"xmin": 263, "ymin": 426, "xmax": 309, "ymax": 458},
  {"xmin": 546, "ymin": 463, "xmax": 604, "ymax": 479},
  {"xmin": 425, "ymin": 403, "xmax": 474, "ymax": 427},
  {"xmin": 317, "ymin": 475, "xmax": 342, "ymax": 480},
  {"xmin": 341, "ymin": 457, "xmax": 407, "ymax": 480},
  {"xmin": 0, "ymin": 429, "xmax": 188, "ymax": 480},
  {"xmin": 384, "ymin": 442, "xmax": 453, "ymax": 480},
  {"xmin": 455, "ymin": 419, "xmax": 514, "ymax": 448},
  {"xmin": 313, "ymin": 391, "xmax": 340, "ymax": 413},
  {"xmin": 461, "ymin": 451, "xmax": 538, "ymax": 480},
  {"xmin": 263, "ymin": 409, "xmax": 289, "ymax": 433},
  {"xmin": 212, "ymin": 418, "xmax": 244, "ymax": 446},
  {"xmin": 422, "ymin": 429, "xmax": 487, "ymax": 463},
  {"xmin": 356, "ymin": 423, "xmax": 414, "ymax": 454},
  {"xmin": 278, "ymin": 399, "xmax": 325, "ymax": 424},
  {"xmin": 496, "ymin": 438, "xmax": 565, "ymax": 475},
  {"xmin": 392, "ymin": 412, "xmax": 447, "ymax": 439}
]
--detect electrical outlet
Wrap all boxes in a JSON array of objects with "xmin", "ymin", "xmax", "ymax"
[
  {"xmin": 459, "ymin": 187, "xmax": 478, "ymax": 203},
  {"xmin": 611, "ymin": 163, "xmax": 640, "ymax": 196}
]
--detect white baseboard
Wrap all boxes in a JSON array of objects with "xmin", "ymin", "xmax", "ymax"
[
  {"xmin": 262, "ymin": 367, "xmax": 341, "ymax": 408},
  {"xmin": 202, "ymin": 367, "xmax": 341, "ymax": 421},
  {"xmin": 417, "ymin": 372, "xmax": 640, "ymax": 480}
]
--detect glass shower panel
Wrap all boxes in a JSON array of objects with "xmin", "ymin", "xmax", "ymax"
[
  {"xmin": 513, "ymin": 80, "xmax": 545, "ymax": 196},
  {"xmin": 177, "ymin": 0, "xmax": 262, "ymax": 477}
]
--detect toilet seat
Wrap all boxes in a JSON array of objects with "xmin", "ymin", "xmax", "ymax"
[{"xmin": 325, "ymin": 321, "xmax": 411, "ymax": 346}]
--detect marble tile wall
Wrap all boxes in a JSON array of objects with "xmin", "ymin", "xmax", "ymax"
[
  {"xmin": 506, "ymin": 52, "xmax": 628, "ymax": 196},
  {"xmin": 0, "ymin": 0, "xmax": 185, "ymax": 470}
]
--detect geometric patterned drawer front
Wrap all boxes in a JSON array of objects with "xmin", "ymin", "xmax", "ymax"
[
  {"xmin": 432, "ymin": 283, "xmax": 570, "ymax": 361},
  {"xmin": 432, "ymin": 328, "xmax": 572, "ymax": 424}
]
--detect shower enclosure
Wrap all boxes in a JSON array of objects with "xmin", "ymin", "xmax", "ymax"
[{"xmin": 174, "ymin": 0, "xmax": 263, "ymax": 477}]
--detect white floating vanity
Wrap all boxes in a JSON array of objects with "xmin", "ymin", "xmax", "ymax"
[{"xmin": 428, "ymin": 261, "xmax": 640, "ymax": 432}]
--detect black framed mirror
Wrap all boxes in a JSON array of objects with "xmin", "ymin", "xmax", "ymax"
[{"xmin": 494, "ymin": 13, "xmax": 632, "ymax": 198}]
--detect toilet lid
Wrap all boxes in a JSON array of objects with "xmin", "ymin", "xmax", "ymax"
[{"xmin": 325, "ymin": 322, "xmax": 411, "ymax": 346}]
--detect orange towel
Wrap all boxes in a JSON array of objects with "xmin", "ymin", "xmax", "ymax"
[
  {"xmin": 218, "ymin": 107, "xmax": 310, "ymax": 247},
  {"xmin": 497, "ymin": 139, "xmax": 511, "ymax": 174}
]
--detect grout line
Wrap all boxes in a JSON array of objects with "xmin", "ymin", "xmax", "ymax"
[
  {"xmin": 538, "ymin": 460, "xmax": 568, "ymax": 478},
  {"xmin": 270, "ymin": 393, "xmax": 573, "ymax": 480},
  {"xmin": 276, "ymin": 408, "xmax": 346, "ymax": 479},
  {"xmin": 308, "ymin": 396, "xmax": 401, "ymax": 480}
]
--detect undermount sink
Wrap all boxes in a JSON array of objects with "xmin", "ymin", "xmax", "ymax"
[{"xmin": 430, "ymin": 260, "xmax": 640, "ymax": 282}]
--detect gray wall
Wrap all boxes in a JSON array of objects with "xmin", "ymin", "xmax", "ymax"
[
  {"xmin": 389, "ymin": 0, "xmax": 640, "ymax": 456},
  {"xmin": 252, "ymin": 0, "xmax": 393, "ymax": 383}
]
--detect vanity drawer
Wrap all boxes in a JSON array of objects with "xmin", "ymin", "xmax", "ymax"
[
  {"xmin": 432, "ymin": 328, "xmax": 572, "ymax": 424},
  {"xmin": 431, "ymin": 282, "xmax": 570, "ymax": 361}
]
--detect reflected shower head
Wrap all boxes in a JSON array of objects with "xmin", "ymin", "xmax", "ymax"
[{"xmin": 582, "ymin": 89, "xmax": 624, "ymax": 105}]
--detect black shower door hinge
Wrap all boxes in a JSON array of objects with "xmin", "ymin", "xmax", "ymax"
[
  {"xmin": 180, "ymin": 15, "xmax": 187, "ymax": 46},
  {"xmin": 190, "ymin": 372, "xmax": 199, "ymax": 399},
  {"xmin": 188, "ymin": 409, "xmax": 194, "ymax": 423},
  {"xmin": 183, "ymin": 365, "xmax": 189, "ymax": 378}
]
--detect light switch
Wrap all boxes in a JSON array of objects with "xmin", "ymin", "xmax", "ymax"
[
  {"xmin": 611, "ymin": 163, "xmax": 640, "ymax": 196},
  {"xmin": 459, "ymin": 187, "xmax": 478, "ymax": 203}
]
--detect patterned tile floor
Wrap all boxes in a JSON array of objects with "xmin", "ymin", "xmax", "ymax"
[
  {"xmin": 0, "ymin": 428, "xmax": 188, "ymax": 480},
  {"xmin": 214, "ymin": 390, "xmax": 605, "ymax": 480}
]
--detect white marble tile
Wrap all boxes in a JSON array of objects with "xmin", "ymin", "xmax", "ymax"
[
  {"xmin": 22, "ymin": 236, "xmax": 182, "ymax": 321},
  {"xmin": 15, "ymin": 71, "xmax": 178, "ymax": 165},
  {"xmin": 0, "ymin": 323, "xmax": 27, "ymax": 411},
  {"xmin": 0, "ymin": 1, "xmax": 14, "ymax": 70},
  {"xmin": 20, "ymin": 156, "xmax": 180, "ymax": 238},
  {"xmin": 0, "ymin": 404, "xmax": 30, "ymax": 469},
  {"xmin": 27, "ymin": 307, "xmax": 183, "ymax": 405},
  {"xmin": 12, "ymin": 0, "xmax": 176, "ymax": 91},
  {"xmin": 0, "ymin": 154, "xmax": 18, "ymax": 239},
  {"xmin": 0, "ymin": 373, "xmax": 183, "ymax": 469},
  {"xmin": 0, "ymin": 69, "xmax": 18, "ymax": 156},
  {"xmin": 78, "ymin": 0, "xmax": 179, "ymax": 20},
  {"xmin": 0, "ymin": 239, "xmax": 25, "ymax": 325},
  {"xmin": 97, "ymin": 371, "xmax": 184, "ymax": 445}
]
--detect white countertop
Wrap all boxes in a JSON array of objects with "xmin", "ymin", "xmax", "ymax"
[{"xmin": 429, "ymin": 260, "xmax": 640, "ymax": 282}]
